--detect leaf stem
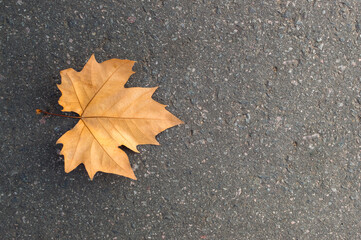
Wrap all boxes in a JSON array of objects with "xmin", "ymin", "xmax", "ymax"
[{"xmin": 36, "ymin": 109, "xmax": 80, "ymax": 119}]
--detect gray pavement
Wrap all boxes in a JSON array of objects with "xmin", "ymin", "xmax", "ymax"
[{"xmin": 1, "ymin": 0, "xmax": 361, "ymax": 239}]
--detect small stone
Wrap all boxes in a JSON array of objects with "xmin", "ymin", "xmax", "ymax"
[
  {"xmin": 248, "ymin": 7, "xmax": 256, "ymax": 14},
  {"xmin": 20, "ymin": 173, "xmax": 29, "ymax": 183},
  {"xmin": 127, "ymin": 16, "xmax": 136, "ymax": 23},
  {"xmin": 338, "ymin": 65, "xmax": 347, "ymax": 72},
  {"xmin": 318, "ymin": 43, "xmax": 324, "ymax": 50},
  {"xmin": 283, "ymin": 10, "xmax": 292, "ymax": 19},
  {"xmin": 350, "ymin": 194, "xmax": 359, "ymax": 200},
  {"xmin": 245, "ymin": 113, "xmax": 251, "ymax": 123}
]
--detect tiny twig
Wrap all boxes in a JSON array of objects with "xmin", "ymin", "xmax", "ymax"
[{"xmin": 36, "ymin": 109, "xmax": 80, "ymax": 119}]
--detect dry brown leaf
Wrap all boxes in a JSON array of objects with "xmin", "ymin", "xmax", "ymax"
[{"xmin": 56, "ymin": 55, "xmax": 183, "ymax": 180}]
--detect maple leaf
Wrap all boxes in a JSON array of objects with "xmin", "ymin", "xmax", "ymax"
[{"xmin": 52, "ymin": 55, "xmax": 183, "ymax": 180}]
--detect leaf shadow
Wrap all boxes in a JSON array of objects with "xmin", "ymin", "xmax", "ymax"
[{"xmin": 119, "ymin": 145, "xmax": 137, "ymax": 156}]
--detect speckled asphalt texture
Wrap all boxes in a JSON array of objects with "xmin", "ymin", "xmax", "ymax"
[{"xmin": 1, "ymin": 0, "xmax": 361, "ymax": 239}]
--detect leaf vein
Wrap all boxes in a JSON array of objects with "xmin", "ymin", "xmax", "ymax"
[{"xmin": 82, "ymin": 64, "xmax": 126, "ymax": 116}]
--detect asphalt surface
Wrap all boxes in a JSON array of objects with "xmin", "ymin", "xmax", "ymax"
[{"xmin": 1, "ymin": 0, "xmax": 361, "ymax": 239}]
